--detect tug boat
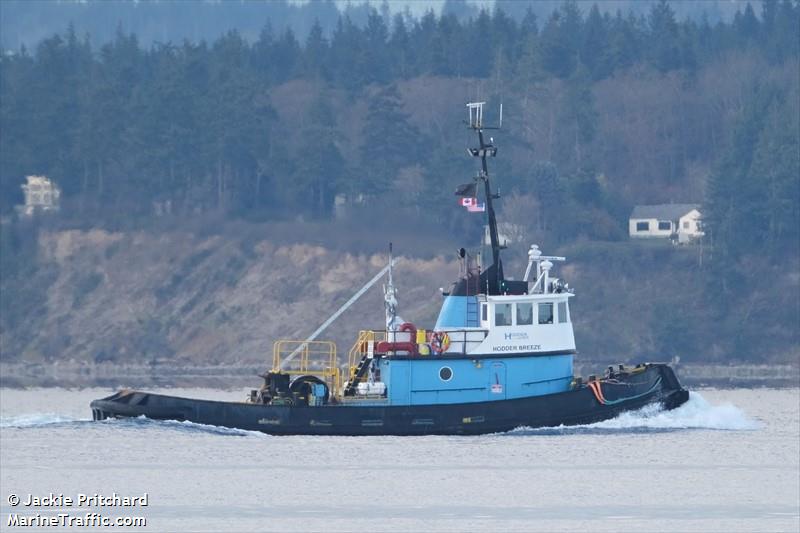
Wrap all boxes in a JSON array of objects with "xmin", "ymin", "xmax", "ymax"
[{"xmin": 91, "ymin": 102, "xmax": 689, "ymax": 435}]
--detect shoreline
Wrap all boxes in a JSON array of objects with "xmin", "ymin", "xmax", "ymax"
[{"xmin": 1, "ymin": 361, "xmax": 797, "ymax": 389}]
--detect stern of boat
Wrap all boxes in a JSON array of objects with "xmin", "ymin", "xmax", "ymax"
[{"xmin": 90, "ymin": 389, "xmax": 187, "ymax": 422}]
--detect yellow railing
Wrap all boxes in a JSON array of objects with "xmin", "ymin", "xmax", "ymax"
[
  {"xmin": 272, "ymin": 340, "xmax": 341, "ymax": 398},
  {"xmin": 347, "ymin": 330, "xmax": 385, "ymax": 382}
]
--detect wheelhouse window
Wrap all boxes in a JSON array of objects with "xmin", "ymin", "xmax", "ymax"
[
  {"xmin": 636, "ymin": 221, "xmax": 649, "ymax": 231},
  {"xmin": 516, "ymin": 303, "xmax": 533, "ymax": 325},
  {"xmin": 481, "ymin": 303, "xmax": 487, "ymax": 322},
  {"xmin": 538, "ymin": 303, "xmax": 553, "ymax": 324},
  {"xmin": 558, "ymin": 301, "xmax": 568, "ymax": 323},
  {"xmin": 658, "ymin": 221, "xmax": 671, "ymax": 231},
  {"xmin": 683, "ymin": 221, "xmax": 690, "ymax": 229},
  {"xmin": 495, "ymin": 303, "xmax": 512, "ymax": 326}
]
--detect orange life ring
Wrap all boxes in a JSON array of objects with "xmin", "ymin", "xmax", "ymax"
[{"xmin": 430, "ymin": 331, "xmax": 451, "ymax": 354}]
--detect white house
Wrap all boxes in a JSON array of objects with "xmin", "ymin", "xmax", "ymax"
[
  {"xmin": 16, "ymin": 175, "xmax": 61, "ymax": 216},
  {"xmin": 629, "ymin": 204, "xmax": 703, "ymax": 244}
]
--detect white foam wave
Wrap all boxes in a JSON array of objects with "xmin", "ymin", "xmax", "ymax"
[
  {"xmin": 0, "ymin": 414, "xmax": 87, "ymax": 428},
  {"xmin": 508, "ymin": 391, "xmax": 759, "ymax": 435},
  {"xmin": 589, "ymin": 391, "xmax": 759, "ymax": 431}
]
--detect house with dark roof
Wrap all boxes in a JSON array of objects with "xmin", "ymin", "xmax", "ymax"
[{"xmin": 628, "ymin": 204, "xmax": 703, "ymax": 244}]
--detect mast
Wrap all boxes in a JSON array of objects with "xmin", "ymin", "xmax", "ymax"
[
  {"xmin": 466, "ymin": 102, "xmax": 503, "ymax": 292},
  {"xmin": 384, "ymin": 242, "xmax": 401, "ymax": 331}
]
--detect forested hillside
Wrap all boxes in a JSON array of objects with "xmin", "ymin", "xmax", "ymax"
[
  {"xmin": 1, "ymin": 1, "xmax": 798, "ymax": 367},
  {"xmin": 0, "ymin": 0, "xmax": 752, "ymax": 50}
]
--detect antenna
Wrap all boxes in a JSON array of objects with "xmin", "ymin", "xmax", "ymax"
[
  {"xmin": 388, "ymin": 242, "xmax": 393, "ymax": 286},
  {"xmin": 466, "ymin": 101, "xmax": 485, "ymax": 129},
  {"xmin": 466, "ymin": 101, "xmax": 502, "ymax": 130}
]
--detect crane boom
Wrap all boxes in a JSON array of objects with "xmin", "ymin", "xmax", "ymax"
[{"xmin": 279, "ymin": 262, "xmax": 394, "ymax": 369}]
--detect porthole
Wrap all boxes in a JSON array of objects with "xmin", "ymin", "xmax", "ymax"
[{"xmin": 439, "ymin": 366, "xmax": 453, "ymax": 381}]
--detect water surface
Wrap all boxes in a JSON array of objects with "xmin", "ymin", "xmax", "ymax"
[{"xmin": 1, "ymin": 388, "xmax": 797, "ymax": 532}]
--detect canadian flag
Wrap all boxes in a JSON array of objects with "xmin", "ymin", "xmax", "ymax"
[{"xmin": 460, "ymin": 197, "xmax": 478, "ymax": 207}]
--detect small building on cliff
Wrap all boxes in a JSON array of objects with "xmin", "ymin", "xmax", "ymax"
[
  {"xmin": 17, "ymin": 175, "xmax": 61, "ymax": 216},
  {"xmin": 629, "ymin": 204, "xmax": 702, "ymax": 244}
]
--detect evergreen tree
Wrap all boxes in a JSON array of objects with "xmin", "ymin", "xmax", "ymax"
[
  {"xmin": 581, "ymin": 4, "xmax": 611, "ymax": 80},
  {"xmin": 558, "ymin": 62, "xmax": 597, "ymax": 174},
  {"xmin": 515, "ymin": 16, "xmax": 545, "ymax": 100},
  {"xmin": 201, "ymin": 31, "xmax": 270, "ymax": 212},
  {"xmin": 767, "ymin": 0, "xmax": 800, "ymax": 64},
  {"xmin": 271, "ymin": 27, "xmax": 300, "ymax": 83},
  {"xmin": 389, "ymin": 13, "xmax": 411, "ymax": 78},
  {"xmin": 303, "ymin": 20, "xmax": 330, "ymax": 81},
  {"xmin": 677, "ymin": 17, "xmax": 699, "ymax": 78},
  {"xmin": 648, "ymin": 0, "xmax": 681, "ymax": 72},
  {"xmin": 363, "ymin": 8, "xmax": 390, "ymax": 84},
  {"xmin": 695, "ymin": 12, "xmax": 714, "ymax": 63},
  {"xmin": 607, "ymin": 10, "xmax": 641, "ymax": 71},
  {"xmin": 747, "ymin": 97, "xmax": 800, "ymax": 256},
  {"xmin": 518, "ymin": 7, "xmax": 539, "ymax": 46},
  {"xmin": 733, "ymin": 3, "xmax": 760, "ymax": 46},
  {"xmin": 439, "ymin": 12, "xmax": 467, "ymax": 77},
  {"xmin": 290, "ymin": 96, "xmax": 344, "ymax": 217},
  {"xmin": 490, "ymin": 7, "xmax": 518, "ymax": 70},
  {"xmin": 539, "ymin": 2, "xmax": 582, "ymax": 79},
  {"xmin": 251, "ymin": 22, "xmax": 275, "ymax": 83},
  {"xmin": 759, "ymin": 0, "xmax": 779, "ymax": 42},
  {"xmin": 358, "ymin": 85, "xmax": 421, "ymax": 198},
  {"xmin": 412, "ymin": 10, "xmax": 439, "ymax": 74},
  {"xmin": 329, "ymin": 16, "xmax": 364, "ymax": 92},
  {"xmin": 462, "ymin": 10, "xmax": 493, "ymax": 78},
  {"xmin": 704, "ymin": 85, "xmax": 777, "ymax": 293},
  {"xmin": 86, "ymin": 27, "xmax": 143, "ymax": 203},
  {"xmin": 0, "ymin": 47, "xmax": 37, "ymax": 211},
  {"xmin": 539, "ymin": 11, "xmax": 569, "ymax": 78}
]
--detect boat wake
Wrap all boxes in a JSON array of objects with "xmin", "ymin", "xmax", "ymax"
[
  {"xmin": 507, "ymin": 391, "xmax": 758, "ymax": 435},
  {"xmin": 0, "ymin": 413, "xmax": 268, "ymax": 437},
  {"xmin": 0, "ymin": 414, "xmax": 89, "ymax": 429}
]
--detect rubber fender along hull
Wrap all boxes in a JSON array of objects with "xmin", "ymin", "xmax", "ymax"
[{"xmin": 90, "ymin": 364, "xmax": 689, "ymax": 436}]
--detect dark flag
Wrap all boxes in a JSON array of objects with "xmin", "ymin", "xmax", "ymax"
[{"xmin": 454, "ymin": 182, "xmax": 477, "ymax": 197}]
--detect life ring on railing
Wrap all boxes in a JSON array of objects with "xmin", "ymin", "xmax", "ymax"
[
  {"xmin": 399, "ymin": 322, "xmax": 417, "ymax": 342},
  {"xmin": 430, "ymin": 331, "xmax": 451, "ymax": 354}
]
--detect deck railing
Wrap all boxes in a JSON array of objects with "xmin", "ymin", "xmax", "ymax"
[
  {"xmin": 346, "ymin": 328, "xmax": 489, "ymax": 370},
  {"xmin": 442, "ymin": 329, "xmax": 489, "ymax": 354},
  {"xmin": 272, "ymin": 340, "xmax": 341, "ymax": 398},
  {"xmin": 347, "ymin": 330, "xmax": 386, "ymax": 383}
]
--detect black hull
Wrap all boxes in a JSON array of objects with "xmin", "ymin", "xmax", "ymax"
[{"xmin": 90, "ymin": 364, "xmax": 689, "ymax": 436}]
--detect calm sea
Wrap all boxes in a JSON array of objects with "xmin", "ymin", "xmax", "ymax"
[{"xmin": 0, "ymin": 387, "xmax": 797, "ymax": 533}]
